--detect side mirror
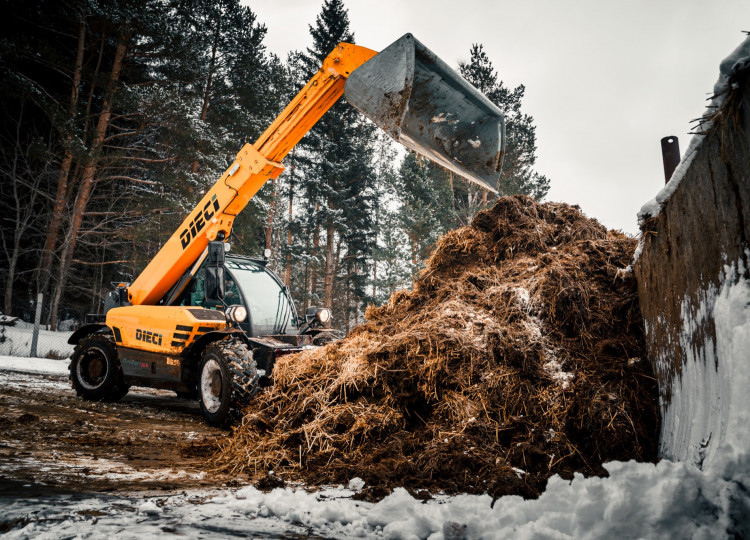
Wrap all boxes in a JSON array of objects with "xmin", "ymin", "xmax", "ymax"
[
  {"xmin": 204, "ymin": 240, "xmax": 226, "ymax": 303},
  {"xmin": 208, "ymin": 240, "xmax": 225, "ymax": 265},
  {"xmin": 305, "ymin": 306, "xmax": 319, "ymax": 324},
  {"xmin": 204, "ymin": 266, "xmax": 225, "ymax": 303}
]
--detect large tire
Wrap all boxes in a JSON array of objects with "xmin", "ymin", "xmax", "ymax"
[
  {"xmin": 69, "ymin": 334, "xmax": 129, "ymax": 402},
  {"xmin": 198, "ymin": 337, "xmax": 259, "ymax": 427}
]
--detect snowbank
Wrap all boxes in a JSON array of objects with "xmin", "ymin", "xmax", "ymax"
[
  {"xmin": 0, "ymin": 355, "xmax": 69, "ymax": 375},
  {"xmin": 4, "ymin": 454, "xmax": 749, "ymax": 539},
  {"xmin": 204, "ymin": 460, "xmax": 749, "ymax": 539}
]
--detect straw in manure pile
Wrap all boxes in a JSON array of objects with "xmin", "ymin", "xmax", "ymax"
[{"xmin": 213, "ymin": 195, "xmax": 659, "ymax": 500}]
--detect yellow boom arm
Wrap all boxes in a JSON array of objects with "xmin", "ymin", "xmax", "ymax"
[{"xmin": 127, "ymin": 43, "xmax": 376, "ymax": 306}]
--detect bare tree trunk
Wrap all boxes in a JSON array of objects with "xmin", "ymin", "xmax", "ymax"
[
  {"xmin": 409, "ymin": 232, "xmax": 418, "ymax": 266},
  {"xmin": 303, "ymin": 254, "xmax": 310, "ymax": 311},
  {"xmin": 344, "ymin": 270, "xmax": 351, "ymax": 334},
  {"xmin": 2, "ymin": 153, "xmax": 23, "ymax": 314},
  {"xmin": 90, "ymin": 244, "xmax": 106, "ymax": 314},
  {"xmin": 323, "ymin": 223, "xmax": 335, "ymax": 308},
  {"xmin": 2, "ymin": 105, "xmax": 47, "ymax": 315},
  {"xmin": 37, "ymin": 16, "xmax": 86, "ymax": 299},
  {"xmin": 264, "ymin": 178, "xmax": 277, "ymax": 257},
  {"xmin": 284, "ymin": 150, "xmax": 295, "ymax": 287},
  {"xmin": 44, "ymin": 31, "xmax": 103, "ymax": 327},
  {"xmin": 191, "ymin": 20, "xmax": 220, "ymax": 175},
  {"xmin": 285, "ymin": 197, "xmax": 293, "ymax": 287},
  {"xmin": 308, "ymin": 204, "xmax": 320, "ymax": 305},
  {"xmin": 448, "ymin": 171, "xmax": 455, "ymax": 214},
  {"xmin": 81, "ymin": 35, "xmax": 105, "ymax": 145},
  {"xmin": 482, "ymin": 188, "xmax": 488, "ymax": 207},
  {"xmin": 49, "ymin": 34, "xmax": 127, "ymax": 329}
]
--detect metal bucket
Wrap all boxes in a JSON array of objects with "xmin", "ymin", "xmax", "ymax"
[{"xmin": 345, "ymin": 33, "xmax": 505, "ymax": 192}]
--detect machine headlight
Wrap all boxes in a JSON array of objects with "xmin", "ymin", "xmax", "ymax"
[
  {"xmin": 226, "ymin": 305, "xmax": 247, "ymax": 323},
  {"xmin": 316, "ymin": 308, "xmax": 331, "ymax": 324},
  {"xmin": 304, "ymin": 306, "xmax": 332, "ymax": 327}
]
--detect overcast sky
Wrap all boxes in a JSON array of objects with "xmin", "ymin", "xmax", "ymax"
[{"xmin": 247, "ymin": 0, "xmax": 750, "ymax": 234}]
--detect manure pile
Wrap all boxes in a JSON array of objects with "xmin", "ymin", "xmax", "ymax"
[{"xmin": 216, "ymin": 195, "xmax": 660, "ymax": 499}]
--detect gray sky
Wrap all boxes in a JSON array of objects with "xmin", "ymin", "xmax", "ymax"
[{"xmin": 248, "ymin": 0, "xmax": 750, "ymax": 234}]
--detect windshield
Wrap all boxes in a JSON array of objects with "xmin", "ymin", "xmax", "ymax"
[{"xmin": 225, "ymin": 259, "xmax": 297, "ymax": 336}]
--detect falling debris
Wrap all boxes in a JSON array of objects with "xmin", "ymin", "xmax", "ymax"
[{"xmin": 216, "ymin": 196, "xmax": 660, "ymax": 499}]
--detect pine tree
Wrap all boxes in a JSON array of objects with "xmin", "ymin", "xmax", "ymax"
[
  {"xmin": 0, "ymin": 0, "xmax": 279, "ymax": 323},
  {"xmin": 166, "ymin": 0, "xmax": 277, "ymax": 259},
  {"xmin": 459, "ymin": 44, "xmax": 550, "ymax": 200},
  {"xmin": 395, "ymin": 153, "xmax": 453, "ymax": 270},
  {"xmin": 293, "ymin": 0, "xmax": 378, "ymax": 325}
]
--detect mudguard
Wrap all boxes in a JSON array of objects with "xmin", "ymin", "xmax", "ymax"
[{"xmin": 67, "ymin": 324, "xmax": 110, "ymax": 345}]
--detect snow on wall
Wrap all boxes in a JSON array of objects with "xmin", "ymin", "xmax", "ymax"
[
  {"xmin": 633, "ymin": 33, "xmax": 750, "ymax": 476},
  {"xmin": 633, "ymin": 35, "xmax": 750, "ymax": 267},
  {"xmin": 656, "ymin": 257, "xmax": 750, "ymax": 468},
  {"xmin": 637, "ymin": 35, "xmax": 750, "ymax": 225}
]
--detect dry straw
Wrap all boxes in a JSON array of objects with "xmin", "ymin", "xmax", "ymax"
[{"xmin": 214, "ymin": 195, "xmax": 659, "ymax": 500}]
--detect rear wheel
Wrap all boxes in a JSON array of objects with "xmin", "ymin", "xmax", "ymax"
[
  {"xmin": 198, "ymin": 337, "xmax": 259, "ymax": 427},
  {"xmin": 69, "ymin": 334, "xmax": 129, "ymax": 402}
]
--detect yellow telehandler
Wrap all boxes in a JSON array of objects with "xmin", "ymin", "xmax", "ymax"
[{"xmin": 67, "ymin": 34, "xmax": 506, "ymax": 426}]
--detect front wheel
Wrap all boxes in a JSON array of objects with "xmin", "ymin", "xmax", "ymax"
[
  {"xmin": 198, "ymin": 338, "xmax": 259, "ymax": 427},
  {"xmin": 69, "ymin": 334, "xmax": 129, "ymax": 402}
]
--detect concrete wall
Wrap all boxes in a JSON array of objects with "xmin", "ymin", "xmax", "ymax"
[{"xmin": 634, "ymin": 67, "xmax": 750, "ymax": 468}]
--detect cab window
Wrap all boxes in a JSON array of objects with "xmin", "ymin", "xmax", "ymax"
[{"xmin": 180, "ymin": 271, "xmax": 241, "ymax": 309}]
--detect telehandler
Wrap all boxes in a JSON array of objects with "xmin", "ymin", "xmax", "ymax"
[{"xmin": 67, "ymin": 34, "xmax": 506, "ymax": 426}]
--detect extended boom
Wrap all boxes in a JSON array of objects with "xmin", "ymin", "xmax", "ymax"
[{"xmin": 127, "ymin": 43, "xmax": 377, "ymax": 306}]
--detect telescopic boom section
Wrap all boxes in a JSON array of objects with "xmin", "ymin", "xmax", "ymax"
[{"xmin": 126, "ymin": 43, "xmax": 377, "ymax": 306}]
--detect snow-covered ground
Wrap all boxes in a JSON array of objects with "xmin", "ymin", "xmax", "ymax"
[
  {"xmin": 1, "ymin": 357, "xmax": 748, "ymax": 539},
  {"xmin": 3, "ymin": 449, "xmax": 749, "ymax": 539},
  {"xmin": 0, "ymin": 321, "xmax": 74, "ymax": 358},
  {"xmin": 0, "ymin": 355, "xmax": 70, "ymax": 376}
]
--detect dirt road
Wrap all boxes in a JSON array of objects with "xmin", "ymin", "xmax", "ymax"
[{"xmin": 0, "ymin": 363, "xmax": 245, "ymax": 494}]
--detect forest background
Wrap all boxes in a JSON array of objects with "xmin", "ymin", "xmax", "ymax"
[{"xmin": 0, "ymin": 0, "xmax": 548, "ymax": 331}]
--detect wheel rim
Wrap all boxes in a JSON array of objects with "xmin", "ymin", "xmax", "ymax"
[
  {"xmin": 200, "ymin": 358, "xmax": 224, "ymax": 414},
  {"xmin": 77, "ymin": 346, "xmax": 108, "ymax": 390}
]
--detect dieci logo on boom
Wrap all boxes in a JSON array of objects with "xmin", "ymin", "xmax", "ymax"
[
  {"xmin": 136, "ymin": 328, "xmax": 162, "ymax": 346},
  {"xmin": 180, "ymin": 194, "xmax": 221, "ymax": 249}
]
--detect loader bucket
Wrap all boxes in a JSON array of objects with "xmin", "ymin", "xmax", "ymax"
[{"xmin": 345, "ymin": 33, "xmax": 505, "ymax": 192}]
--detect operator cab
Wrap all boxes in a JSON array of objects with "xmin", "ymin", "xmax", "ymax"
[{"xmin": 180, "ymin": 255, "xmax": 299, "ymax": 337}]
